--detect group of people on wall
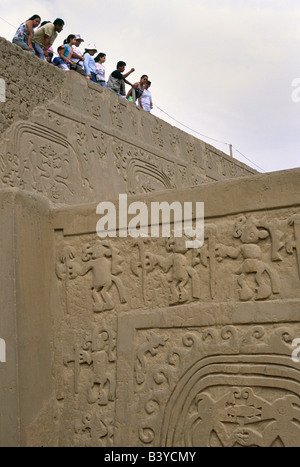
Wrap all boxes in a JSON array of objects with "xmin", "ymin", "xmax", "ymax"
[{"xmin": 12, "ymin": 14, "xmax": 153, "ymax": 112}]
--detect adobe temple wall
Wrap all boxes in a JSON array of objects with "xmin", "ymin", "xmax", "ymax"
[
  {"xmin": 0, "ymin": 37, "xmax": 300, "ymax": 447},
  {"xmin": 0, "ymin": 37, "xmax": 256, "ymax": 205}
]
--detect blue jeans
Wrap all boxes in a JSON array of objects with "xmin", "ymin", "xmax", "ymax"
[
  {"xmin": 32, "ymin": 42, "xmax": 45, "ymax": 60},
  {"xmin": 91, "ymin": 72, "xmax": 98, "ymax": 83},
  {"xmin": 12, "ymin": 38, "xmax": 35, "ymax": 53}
]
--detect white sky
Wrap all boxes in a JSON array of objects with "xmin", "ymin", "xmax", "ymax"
[{"xmin": 1, "ymin": 0, "xmax": 300, "ymax": 173}]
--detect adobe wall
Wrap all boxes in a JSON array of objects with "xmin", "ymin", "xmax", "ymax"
[
  {"xmin": 0, "ymin": 37, "xmax": 300, "ymax": 448},
  {"xmin": 0, "ymin": 169, "xmax": 299, "ymax": 447},
  {"xmin": 0, "ymin": 37, "xmax": 257, "ymax": 206}
]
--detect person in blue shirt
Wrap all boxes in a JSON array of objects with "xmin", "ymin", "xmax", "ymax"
[
  {"xmin": 58, "ymin": 34, "xmax": 77, "ymax": 68},
  {"xmin": 54, "ymin": 35, "xmax": 87, "ymax": 76},
  {"xmin": 53, "ymin": 46, "xmax": 69, "ymax": 70},
  {"xmin": 83, "ymin": 44, "xmax": 98, "ymax": 82}
]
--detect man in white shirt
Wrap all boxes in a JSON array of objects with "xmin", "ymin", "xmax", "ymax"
[
  {"xmin": 138, "ymin": 80, "xmax": 153, "ymax": 112},
  {"xmin": 72, "ymin": 34, "xmax": 85, "ymax": 69}
]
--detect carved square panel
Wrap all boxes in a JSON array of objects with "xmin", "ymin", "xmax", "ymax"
[{"xmin": 115, "ymin": 301, "xmax": 300, "ymax": 447}]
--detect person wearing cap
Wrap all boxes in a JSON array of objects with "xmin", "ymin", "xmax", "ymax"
[
  {"xmin": 72, "ymin": 34, "xmax": 85, "ymax": 69},
  {"xmin": 83, "ymin": 44, "xmax": 98, "ymax": 82}
]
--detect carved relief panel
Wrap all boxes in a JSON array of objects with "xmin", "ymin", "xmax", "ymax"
[
  {"xmin": 115, "ymin": 310, "xmax": 300, "ymax": 447},
  {"xmin": 0, "ymin": 122, "xmax": 90, "ymax": 203},
  {"xmin": 53, "ymin": 202, "xmax": 300, "ymax": 446}
]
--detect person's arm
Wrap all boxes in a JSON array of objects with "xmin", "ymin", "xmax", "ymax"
[
  {"xmin": 122, "ymin": 68, "xmax": 135, "ymax": 80},
  {"xmin": 59, "ymin": 46, "xmax": 72, "ymax": 65},
  {"xmin": 83, "ymin": 54, "xmax": 92, "ymax": 79},
  {"xmin": 42, "ymin": 35, "xmax": 50, "ymax": 57},
  {"xmin": 72, "ymin": 50, "xmax": 84, "ymax": 61},
  {"xmin": 126, "ymin": 82, "xmax": 139, "ymax": 99},
  {"xmin": 26, "ymin": 20, "xmax": 34, "ymax": 50},
  {"xmin": 124, "ymin": 78, "xmax": 134, "ymax": 87},
  {"xmin": 138, "ymin": 96, "xmax": 143, "ymax": 109}
]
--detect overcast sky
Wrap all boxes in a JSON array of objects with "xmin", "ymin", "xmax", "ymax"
[{"xmin": 1, "ymin": 0, "xmax": 300, "ymax": 173}]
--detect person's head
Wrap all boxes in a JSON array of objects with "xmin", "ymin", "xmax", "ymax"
[
  {"xmin": 28, "ymin": 15, "xmax": 41, "ymax": 28},
  {"xmin": 57, "ymin": 46, "xmax": 63, "ymax": 53},
  {"xmin": 140, "ymin": 75, "xmax": 148, "ymax": 86},
  {"xmin": 39, "ymin": 21, "xmax": 50, "ymax": 28},
  {"xmin": 75, "ymin": 34, "xmax": 84, "ymax": 47},
  {"xmin": 145, "ymin": 80, "xmax": 151, "ymax": 89},
  {"xmin": 85, "ymin": 44, "xmax": 97, "ymax": 56},
  {"xmin": 95, "ymin": 53, "xmax": 106, "ymax": 64},
  {"xmin": 117, "ymin": 61, "xmax": 126, "ymax": 72},
  {"xmin": 65, "ymin": 34, "xmax": 76, "ymax": 45},
  {"xmin": 53, "ymin": 18, "xmax": 65, "ymax": 33}
]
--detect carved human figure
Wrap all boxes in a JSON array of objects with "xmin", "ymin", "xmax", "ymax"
[
  {"xmin": 74, "ymin": 413, "xmax": 108, "ymax": 447},
  {"xmin": 146, "ymin": 238, "xmax": 201, "ymax": 305},
  {"xmin": 135, "ymin": 332, "xmax": 168, "ymax": 385},
  {"xmin": 87, "ymin": 327, "xmax": 116, "ymax": 406},
  {"xmin": 216, "ymin": 216, "xmax": 281, "ymax": 301},
  {"xmin": 69, "ymin": 241, "xmax": 127, "ymax": 312},
  {"xmin": 186, "ymin": 387, "xmax": 300, "ymax": 447}
]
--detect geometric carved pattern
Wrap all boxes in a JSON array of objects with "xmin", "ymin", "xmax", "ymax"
[{"xmin": 115, "ymin": 304, "xmax": 300, "ymax": 447}]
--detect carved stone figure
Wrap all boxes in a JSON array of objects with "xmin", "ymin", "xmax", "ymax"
[
  {"xmin": 146, "ymin": 238, "xmax": 201, "ymax": 305},
  {"xmin": 186, "ymin": 387, "xmax": 300, "ymax": 447},
  {"xmin": 68, "ymin": 242, "xmax": 127, "ymax": 312},
  {"xmin": 135, "ymin": 332, "xmax": 168, "ymax": 385},
  {"xmin": 216, "ymin": 215, "xmax": 281, "ymax": 301}
]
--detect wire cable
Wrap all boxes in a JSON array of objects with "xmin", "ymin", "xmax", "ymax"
[
  {"xmin": 154, "ymin": 104, "xmax": 229, "ymax": 147},
  {"xmin": 232, "ymin": 147, "xmax": 266, "ymax": 173},
  {"xmin": 0, "ymin": 14, "xmax": 267, "ymax": 173},
  {"xmin": 153, "ymin": 104, "xmax": 267, "ymax": 173},
  {"xmin": 0, "ymin": 16, "xmax": 17, "ymax": 29}
]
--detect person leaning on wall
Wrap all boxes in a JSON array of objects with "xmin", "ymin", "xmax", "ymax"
[
  {"xmin": 138, "ymin": 80, "xmax": 153, "ymax": 112},
  {"xmin": 83, "ymin": 44, "xmax": 98, "ymax": 82},
  {"xmin": 12, "ymin": 15, "xmax": 41, "ymax": 53},
  {"xmin": 107, "ymin": 61, "xmax": 135, "ymax": 98},
  {"xmin": 126, "ymin": 74, "xmax": 148, "ymax": 102},
  {"xmin": 32, "ymin": 18, "xmax": 65, "ymax": 60},
  {"xmin": 71, "ymin": 34, "xmax": 85, "ymax": 70}
]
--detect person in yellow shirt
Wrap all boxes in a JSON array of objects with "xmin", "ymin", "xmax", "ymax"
[{"xmin": 33, "ymin": 18, "xmax": 64, "ymax": 60}]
